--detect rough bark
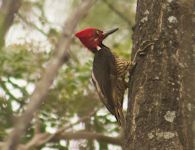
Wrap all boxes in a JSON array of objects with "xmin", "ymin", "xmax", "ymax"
[{"xmin": 125, "ymin": 0, "xmax": 195, "ymax": 150}]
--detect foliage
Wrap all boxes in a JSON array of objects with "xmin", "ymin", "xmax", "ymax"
[{"xmin": 0, "ymin": 0, "xmax": 136, "ymax": 149}]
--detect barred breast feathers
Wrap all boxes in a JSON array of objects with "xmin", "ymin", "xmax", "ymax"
[{"xmin": 113, "ymin": 54, "xmax": 130, "ymax": 78}]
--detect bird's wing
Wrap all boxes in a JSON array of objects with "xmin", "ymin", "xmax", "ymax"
[
  {"xmin": 92, "ymin": 47, "xmax": 117, "ymax": 115},
  {"xmin": 110, "ymin": 56, "xmax": 129, "ymax": 126},
  {"xmin": 92, "ymin": 47, "xmax": 129, "ymax": 126}
]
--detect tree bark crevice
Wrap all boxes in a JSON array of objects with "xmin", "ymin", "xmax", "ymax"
[{"xmin": 125, "ymin": 1, "xmax": 195, "ymax": 150}]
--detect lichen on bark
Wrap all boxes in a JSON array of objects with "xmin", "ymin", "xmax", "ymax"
[{"xmin": 124, "ymin": 0, "xmax": 195, "ymax": 150}]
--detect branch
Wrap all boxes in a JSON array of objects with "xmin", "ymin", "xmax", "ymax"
[
  {"xmin": 16, "ymin": 13, "xmax": 48, "ymax": 36},
  {"xmin": 0, "ymin": 80, "xmax": 18, "ymax": 101},
  {"xmin": 15, "ymin": 131, "xmax": 121, "ymax": 150},
  {"xmin": 34, "ymin": 112, "xmax": 41, "ymax": 134},
  {"xmin": 3, "ymin": 0, "xmax": 97, "ymax": 150},
  {"xmin": 7, "ymin": 78, "xmax": 28, "ymax": 97},
  {"xmin": 42, "ymin": 108, "xmax": 98, "ymax": 144},
  {"xmin": 0, "ymin": 109, "xmax": 118, "ymax": 150},
  {"xmin": 0, "ymin": 110, "xmax": 120, "ymax": 149},
  {"xmin": 54, "ymin": 131, "xmax": 122, "ymax": 146},
  {"xmin": 102, "ymin": 0, "xmax": 133, "ymax": 26},
  {"xmin": 0, "ymin": 0, "xmax": 22, "ymax": 49},
  {"xmin": 20, "ymin": 109, "xmax": 100, "ymax": 149}
]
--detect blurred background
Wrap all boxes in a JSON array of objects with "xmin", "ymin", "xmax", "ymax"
[{"xmin": 0, "ymin": 0, "xmax": 136, "ymax": 149}]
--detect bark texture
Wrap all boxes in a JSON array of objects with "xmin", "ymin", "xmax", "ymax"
[{"xmin": 125, "ymin": 0, "xmax": 195, "ymax": 150}]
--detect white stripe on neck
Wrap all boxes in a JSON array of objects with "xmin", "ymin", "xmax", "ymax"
[{"xmin": 97, "ymin": 46, "xmax": 101, "ymax": 51}]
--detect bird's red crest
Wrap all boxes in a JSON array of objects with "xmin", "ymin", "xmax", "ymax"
[
  {"xmin": 75, "ymin": 27, "xmax": 118, "ymax": 52},
  {"xmin": 75, "ymin": 28, "xmax": 104, "ymax": 52},
  {"xmin": 75, "ymin": 28, "xmax": 97, "ymax": 38}
]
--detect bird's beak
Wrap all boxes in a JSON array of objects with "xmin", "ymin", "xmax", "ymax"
[{"xmin": 103, "ymin": 28, "xmax": 119, "ymax": 39}]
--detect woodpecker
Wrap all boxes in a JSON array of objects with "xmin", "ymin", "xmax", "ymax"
[{"xmin": 75, "ymin": 27, "xmax": 131, "ymax": 127}]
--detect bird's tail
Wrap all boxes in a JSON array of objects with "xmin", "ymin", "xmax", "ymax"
[{"xmin": 112, "ymin": 78, "xmax": 126, "ymax": 128}]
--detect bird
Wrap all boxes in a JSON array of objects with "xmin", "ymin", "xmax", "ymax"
[{"xmin": 75, "ymin": 27, "xmax": 131, "ymax": 127}]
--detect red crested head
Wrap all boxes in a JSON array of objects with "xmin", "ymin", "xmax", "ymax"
[{"xmin": 75, "ymin": 27, "xmax": 118, "ymax": 52}]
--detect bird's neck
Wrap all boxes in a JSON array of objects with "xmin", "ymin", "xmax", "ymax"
[
  {"xmin": 92, "ymin": 44, "xmax": 109, "ymax": 54},
  {"xmin": 100, "ymin": 43, "xmax": 108, "ymax": 49}
]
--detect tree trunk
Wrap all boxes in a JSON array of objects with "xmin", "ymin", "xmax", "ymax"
[{"xmin": 125, "ymin": 0, "xmax": 195, "ymax": 150}]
